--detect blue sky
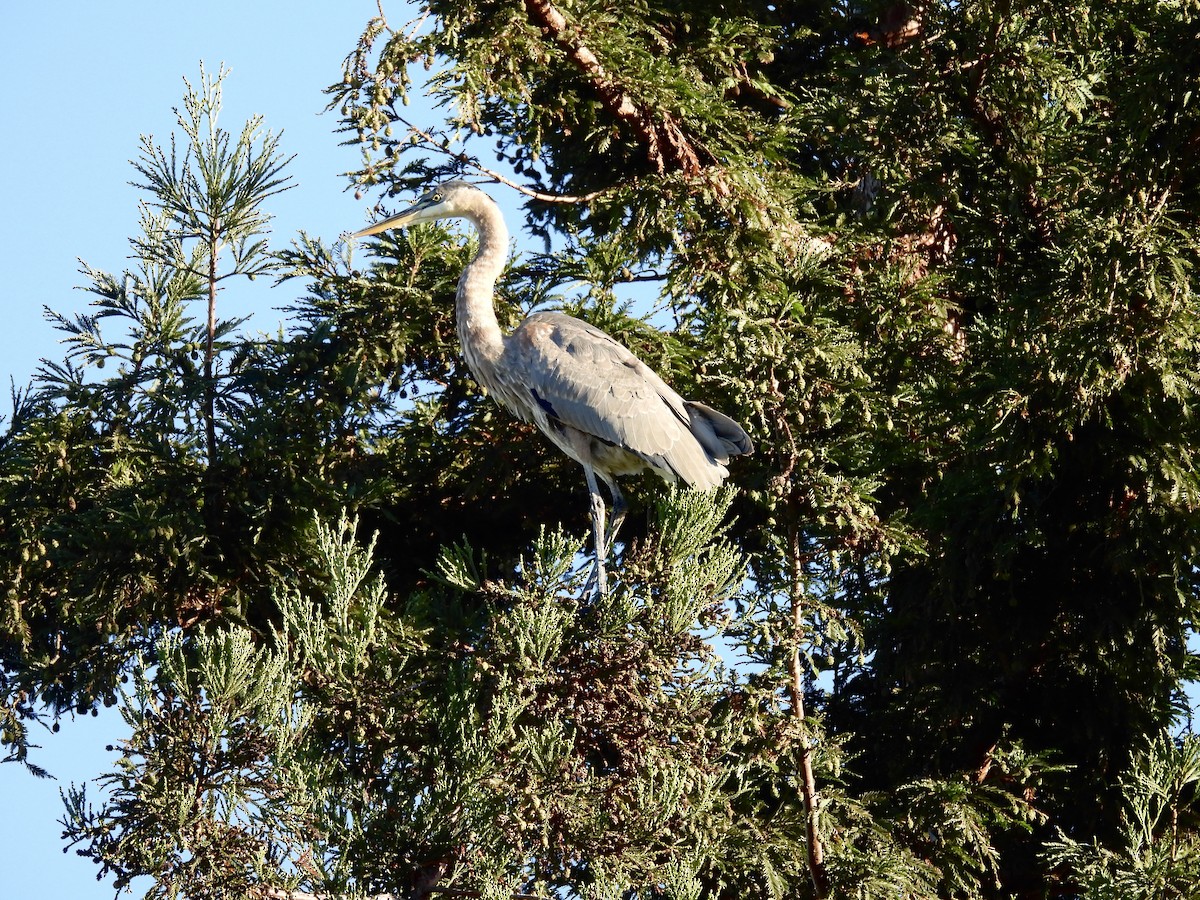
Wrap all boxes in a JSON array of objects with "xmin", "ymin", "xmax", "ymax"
[
  {"xmin": 0, "ymin": 3, "xmax": 390, "ymax": 895},
  {"xmin": 1, "ymin": 3, "xmax": 387, "ymax": 405}
]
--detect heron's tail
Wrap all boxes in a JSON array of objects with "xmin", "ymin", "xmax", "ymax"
[{"xmin": 685, "ymin": 401, "xmax": 754, "ymax": 463}]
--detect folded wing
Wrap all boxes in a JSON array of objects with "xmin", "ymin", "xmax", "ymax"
[{"xmin": 497, "ymin": 311, "xmax": 752, "ymax": 488}]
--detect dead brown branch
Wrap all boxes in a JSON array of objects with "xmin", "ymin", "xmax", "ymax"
[
  {"xmin": 522, "ymin": 0, "xmax": 709, "ymax": 177},
  {"xmin": 786, "ymin": 523, "xmax": 830, "ymax": 898},
  {"xmin": 396, "ymin": 117, "xmax": 612, "ymax": 204}
]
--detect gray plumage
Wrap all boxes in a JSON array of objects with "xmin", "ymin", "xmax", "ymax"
[{"xmin": 354, "ymin": 181, "xmax": 753, "ymax": 594}]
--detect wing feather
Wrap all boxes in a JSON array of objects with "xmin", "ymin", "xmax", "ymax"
[{"xmin": 497, "ymin": 312, "xmax": 721, "ymax": 485}]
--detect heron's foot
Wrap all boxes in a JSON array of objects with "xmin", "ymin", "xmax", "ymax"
[
  {"xmin": 601, "ymin": 514, "xmax": 626, "ymax": 562},
  {"xmin": 581, "ymin": 545, "xmax": 610, "ymax": 597},
  {"xmin": 584, "ymin": 555, "xmax": 609, "ymax": 598}
]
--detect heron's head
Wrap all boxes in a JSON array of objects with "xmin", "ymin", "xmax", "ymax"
[{"xmin": 352, "ymin": 181, "xmax": 481, "ymax": 238}]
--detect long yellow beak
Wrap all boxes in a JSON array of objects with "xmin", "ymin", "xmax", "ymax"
[{"xmin": 352, "ymin": 195, "xmax": 442, "ymax": 239}]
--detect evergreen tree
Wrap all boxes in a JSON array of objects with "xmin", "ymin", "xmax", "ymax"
[
  {"xmin": 326, "ymin": 0, "xmax": 1200, "ymax": 892},
  {"xmin": 3, "ymin": 1, "xmax": 1200, "ymax": 898}
]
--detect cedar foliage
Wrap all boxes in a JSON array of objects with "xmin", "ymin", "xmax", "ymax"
[{"xmin": 3, "ymin": 2, "xmax": 1200, "ymax": 898}]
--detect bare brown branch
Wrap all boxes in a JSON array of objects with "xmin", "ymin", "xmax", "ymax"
[
  {"xmin": 395, "ymin": 117, "xmax": 613, "ymax": 204},
  {"xmin": 522, "ymin": 0, "xmax": 707, "ymax": 177},
  {"xmin": 787, "ymin": 523, "xmax": 830, "ymax": 898}
]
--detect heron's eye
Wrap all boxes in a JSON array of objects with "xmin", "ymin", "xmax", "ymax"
[{"xmin": 432, "ymin": 191, "xmax": 443, "ymax": 202}]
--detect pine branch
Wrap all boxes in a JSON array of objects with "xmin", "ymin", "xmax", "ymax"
[
  {"xmin": 786, "ymin": 522, "xmax": 830, "ymax": 899},
  {"xmin": 521, "ymin": 0, "xmax": 709, "ymax": 178},
  {"xmin": 391, "ymin": 117, "xmax": 612, "ymax": 204},
  {"xmin": 204, "ymin": 226, "xmax": 219, "ymax": 465}
]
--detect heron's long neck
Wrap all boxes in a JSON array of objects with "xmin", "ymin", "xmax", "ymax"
[{"xmin": 456, "ymin": 197, "xmax": 509, "ymax": 388}]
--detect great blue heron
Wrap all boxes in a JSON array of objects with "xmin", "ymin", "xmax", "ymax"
[{"xmin": 353, "ymin": 181, "xmax": 753, "ymax": 595}]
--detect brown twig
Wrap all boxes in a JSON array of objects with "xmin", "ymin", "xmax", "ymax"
[
  {"xmin": 396, "ymin": 116, "xmax": 613, "ymax": 204},
  {"xmin": 404, "ymin": 9, "xmax": 430, "ymax": 39},
  {"xmin": 975, "ymin": 741, "xmax": 998, "ymax": 784},
  {"xmin": 521, "ymin": 0, "xmax": 708, "ymax": 177},
  {"xmin": 374, "ymin": 0, "xmax": 393, "ymax": 32},
  {"xmin": 786, "ymin": 522, "xmax": 830, "ymax": 898}
]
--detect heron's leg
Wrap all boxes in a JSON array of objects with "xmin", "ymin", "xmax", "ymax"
[
  {"xmin": 582, "ymin": 463, "xmax": 609, "ymax": 597},
  {"xmin": 602, "ymin": 477, "xmax": 627, "ymax": 559}
]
